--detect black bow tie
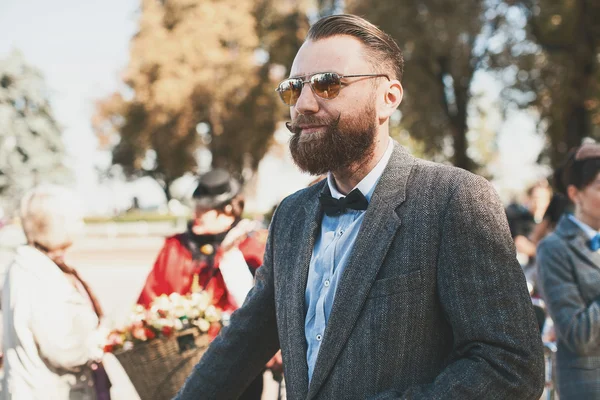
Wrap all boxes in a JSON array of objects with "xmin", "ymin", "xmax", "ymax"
[{"xmin": 319, "ymin": 189, "xmax": 369, "ymax": 216}]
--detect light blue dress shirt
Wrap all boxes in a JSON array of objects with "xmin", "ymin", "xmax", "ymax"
[
  {"xmin": 304, "ymin": 138, "xmax": 394, "ymax": 382},
  {"xmin": 568, "ymin": 214, "xmax": 599, "ymax": 240}
]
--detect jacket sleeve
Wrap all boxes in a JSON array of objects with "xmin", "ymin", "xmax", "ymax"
[
  {"xmin": 174, "ymin": 210, "xmax": 280, "ymax": 399},
  {"xmin": 137, "ymin": 238, "xmax": 178, "ymax": 307},
  {"xmin": 371, "ymin": 173, "xmax": 545, "ymax": 400},
  {"xmin": 30, "ymin": 285, "xmax": 106, "ymax": 370},
  {"xmin": 537, "ymin": 238, "xmax": 600, "ymax": 355}
]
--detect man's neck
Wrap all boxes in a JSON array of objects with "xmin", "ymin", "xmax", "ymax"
[
  {"xmin": 575, "ymin": 210, "xmax": 600, "ymax": 232},
  {"xmin": 330, "ymin": 135, "xmax": 389, "ymax": 195}
]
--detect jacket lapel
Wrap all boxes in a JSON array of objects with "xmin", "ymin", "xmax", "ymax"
[
  {"xmin": 306, "ymin": 143, "xmax": 415, "ymax": 399},
  {"xmin": 282, "ymin": 184, "xmax": 324, "ymax": 399},
  {"xmin": 558, "ymin": 216, "xmax": 600, "ymax": 269}
]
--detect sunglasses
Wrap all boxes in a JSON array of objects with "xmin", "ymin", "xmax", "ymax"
[{"xmin": 276, "ymin": 72, "xmax": 390, "ymax": 106}]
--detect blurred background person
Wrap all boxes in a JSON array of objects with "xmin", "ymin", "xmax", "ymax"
[
  {"xmin": 505, "ymin": 180, "xmax": 552, "ymax": 266},
  {"xmin": 1, "ymin": 185, "xmax": 110, "ymax": 400},
  {"xmin": 537, "ymin": 143, "xmax": 600, "ymax": 399},
  {"xmin": 137, "ymin": 168, "xmax": 266, "ymax": 311},
  {"xmin": 505, "ymin": 180, "xmax": 552, "ymax": 331},
  {"xmin": 136, "ymin": 168, "xmax": 269, "ymax": 400},
  {"xmin": 529, "ymin": 192, "xmax": 571, "ymax": 248}
]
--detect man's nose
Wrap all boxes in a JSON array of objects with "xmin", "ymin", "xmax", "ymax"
[{"xmin": 294, "ymin": 83, "xmax": 320, "ymax": 115}]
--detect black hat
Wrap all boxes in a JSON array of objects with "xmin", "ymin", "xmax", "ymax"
[{"xmin": 191, "ymin": 169, "xmax": 241, "ymax": 209}]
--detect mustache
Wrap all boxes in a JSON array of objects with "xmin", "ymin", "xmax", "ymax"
[{"xmin": 285, "ymin": 114, "xmax": 341, "ymax": 134}]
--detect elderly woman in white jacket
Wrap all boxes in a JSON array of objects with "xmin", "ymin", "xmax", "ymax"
[{"xmin": 1, "ymin": 185, "xmax": 109, "ymax": 400}]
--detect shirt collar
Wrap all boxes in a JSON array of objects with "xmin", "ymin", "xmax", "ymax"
[
  {"xmin": 327, "ymin": 137, "xmax": 393, "ymax": 201},
  {"xmin": 568, "ymin": 214, "xmax": 599, "ymax": 240}
]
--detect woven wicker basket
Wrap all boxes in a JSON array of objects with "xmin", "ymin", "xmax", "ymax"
[{"xmin": 115, "ymin": 328, "xmax": 209, "ymax": 400}]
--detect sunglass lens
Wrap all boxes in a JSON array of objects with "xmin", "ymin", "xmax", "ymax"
[
  {"xmin": 278, "ymin": 79, "xmax": 303, "ymax": 105},
  {"xmin": 311, "ymin": 73, "xmax": 341, "ymax": 99}
]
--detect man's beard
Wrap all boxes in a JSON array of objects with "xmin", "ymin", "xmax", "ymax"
[{"xmin": 287, "ymin": 104, "xmax": 378, "ymax": 175}]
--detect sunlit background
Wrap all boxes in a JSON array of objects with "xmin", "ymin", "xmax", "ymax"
[{"xmin": 4, "ymin": 0, "xmax": 593, "ymax": 220}]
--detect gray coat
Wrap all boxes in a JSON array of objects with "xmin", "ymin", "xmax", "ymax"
[
  {"xmin": 538, "ymin": 216, "xmax": 600, "ymax": 399},
  {"xmin": 176, "ymin": 142, "xmax": 544, "ymax": 400}
]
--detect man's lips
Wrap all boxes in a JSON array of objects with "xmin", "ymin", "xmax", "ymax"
[
  {"xmin": 297, "ymin": 125, "xmax": 327, "ymax": 143},
  {"xmin": 299, "ymin": 125, "xmax": 326, "ymax": 134}
]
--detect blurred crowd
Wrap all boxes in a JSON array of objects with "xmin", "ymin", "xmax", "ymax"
[{"xmin": 506, "ymin": 143, "xmax": 600, "ymax": 398}]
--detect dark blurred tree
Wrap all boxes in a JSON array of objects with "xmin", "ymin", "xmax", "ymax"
[
  {"xmin": 94, "ymin": 0, "xmax": 308, "ymax": 199},
  {"xmin": 346, "ymin": 0, "xmax": 495, "ymax": 172},
  {"xmin": 489, "ymin": 0, "xmax": 600, "ymax": 167},
  {"xmin": 0, "ymin": 51, "xmax": 71, "ymax": 214}
]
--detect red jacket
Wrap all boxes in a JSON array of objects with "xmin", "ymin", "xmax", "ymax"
[{"xmin": 137, "ymin": 230, "xmax": 267, "ymax": 312}]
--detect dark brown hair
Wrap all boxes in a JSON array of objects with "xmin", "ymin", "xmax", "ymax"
[
  {"xmin": 307, "ymin": 14, "xmax": 404, "ymax": 82},
  {"xmin": 555, "ymin": 144, "xmax": 600, "ymax": 195}
]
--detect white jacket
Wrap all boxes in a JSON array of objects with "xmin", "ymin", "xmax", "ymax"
[{"xmin": 1, "ymin": 246, "xmax": 105, "ymax": 400}]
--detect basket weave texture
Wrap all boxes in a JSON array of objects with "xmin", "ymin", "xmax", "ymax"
[{"xmin": 115, "ymin": 328, "xmax": 209, "ymax": 400}]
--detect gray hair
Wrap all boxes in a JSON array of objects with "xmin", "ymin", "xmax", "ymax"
[{"xmin": 20, "ymin": 185, "xmax": 84, "ymax": 251}]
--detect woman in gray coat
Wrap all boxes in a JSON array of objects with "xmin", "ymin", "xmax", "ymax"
[{"xmin": 538, "ymin": 143, "xmax": 600, "ymax": 399}]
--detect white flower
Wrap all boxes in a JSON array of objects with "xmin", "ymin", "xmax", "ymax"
[
  {"xmin": 174, "ymin": 319, "xmax": 184, "ymax": 330},
  {"xmin": 204, "ymin": 305, "xmax": 220, "ymax": 322},
  {"xmin": 196, "ymin": 319, "xmax": 210, "ymax": 332},
  {"xmin": 152, "ymin": 295, "xmax": 172, "ymax": 312},
  {"xmin": 191, "ymin": 292, "xmax": 211, "ymax": 310}
]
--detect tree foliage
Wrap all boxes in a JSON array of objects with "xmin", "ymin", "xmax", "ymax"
[
  {"xmin": 487, "ymin": 0, "xmax": 600, "ymax": 167},
  {"xmin": 0, "ymin": 51, "xmax": 71, "ymax": 214},
  {"xmin": 346, "ymin": 0, "xmax": 493, "ymax": 172},
  {"xmin": 94, "ymin": 0, "xmax": 309, "ymax": 198}
]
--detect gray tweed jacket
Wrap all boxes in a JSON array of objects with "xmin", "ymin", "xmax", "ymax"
[
  {"xmin": 176, "ymin": 142, "xmax": 544, "ymax": 400},
  {"xmin": 538, "ymin": 216, "xmax": 600, "ymax": 399}
]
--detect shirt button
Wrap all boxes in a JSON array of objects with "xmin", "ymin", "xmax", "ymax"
[
  {"xmin": 316, "ymin": 334, "xmax": 322, "ymax": 341},
  {"xmin": 324, "ymin": 280, "xmax": 330, "ymax": 287}
]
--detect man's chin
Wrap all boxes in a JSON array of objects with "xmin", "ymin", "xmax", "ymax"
[{"xmin": 298, "ymin": 130, "xmax": 327, "ymax": 143}]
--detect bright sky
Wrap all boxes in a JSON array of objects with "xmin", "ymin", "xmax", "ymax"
[
  {"xmin": 0, "ymin": 0, "xmax": 165, "ymax": 213},
  {"xmin": 0, "ymin": 0, "xmax": 546, "ymax": 214}
]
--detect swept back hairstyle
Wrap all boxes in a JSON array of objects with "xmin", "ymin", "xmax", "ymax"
[{"xmin": 306, "ymin": 14, "xmax": 404, "ymax": 82}]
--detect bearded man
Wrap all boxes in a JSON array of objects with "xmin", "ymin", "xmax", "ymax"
[{"xmin": 175, "ymin": 14, "xmax": 544, "ymax": 400}]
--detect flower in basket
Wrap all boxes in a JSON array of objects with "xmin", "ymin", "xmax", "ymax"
[
  {"xmin": 161, "ymin": 325, "xmax": 174, "ymax": 337},
  {"xmin": 104, "ymin": 331, "xmax": 124, "ymax": 353},
  {"xmin": 195, "ymin": 318, "xmax": 210, "ymax": 333},
  {"xmin": 105, "ymin": 290, "xmax": 223, "ymax": 353}
]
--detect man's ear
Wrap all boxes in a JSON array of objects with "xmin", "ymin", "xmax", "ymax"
[
  {"xmin": 378, "ymin": 80, "xmax": 403, "ymax": 121},
  {"xmin": 567, "ymin": 185, "xmax": 578, "ymax": 205}
]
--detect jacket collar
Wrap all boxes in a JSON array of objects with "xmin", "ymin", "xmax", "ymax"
[{"xmin": 555, "ymin": 215, "xmax": 600, "ymax": 269}]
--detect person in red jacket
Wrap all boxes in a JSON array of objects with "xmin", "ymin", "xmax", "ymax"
[
  {"xmin": 138, "ymin": 169, "xmax": 267, "ymax": 310},
  {"xmin": 137, "ymin": 168, "xmax": 269, "ymax": 399}
]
